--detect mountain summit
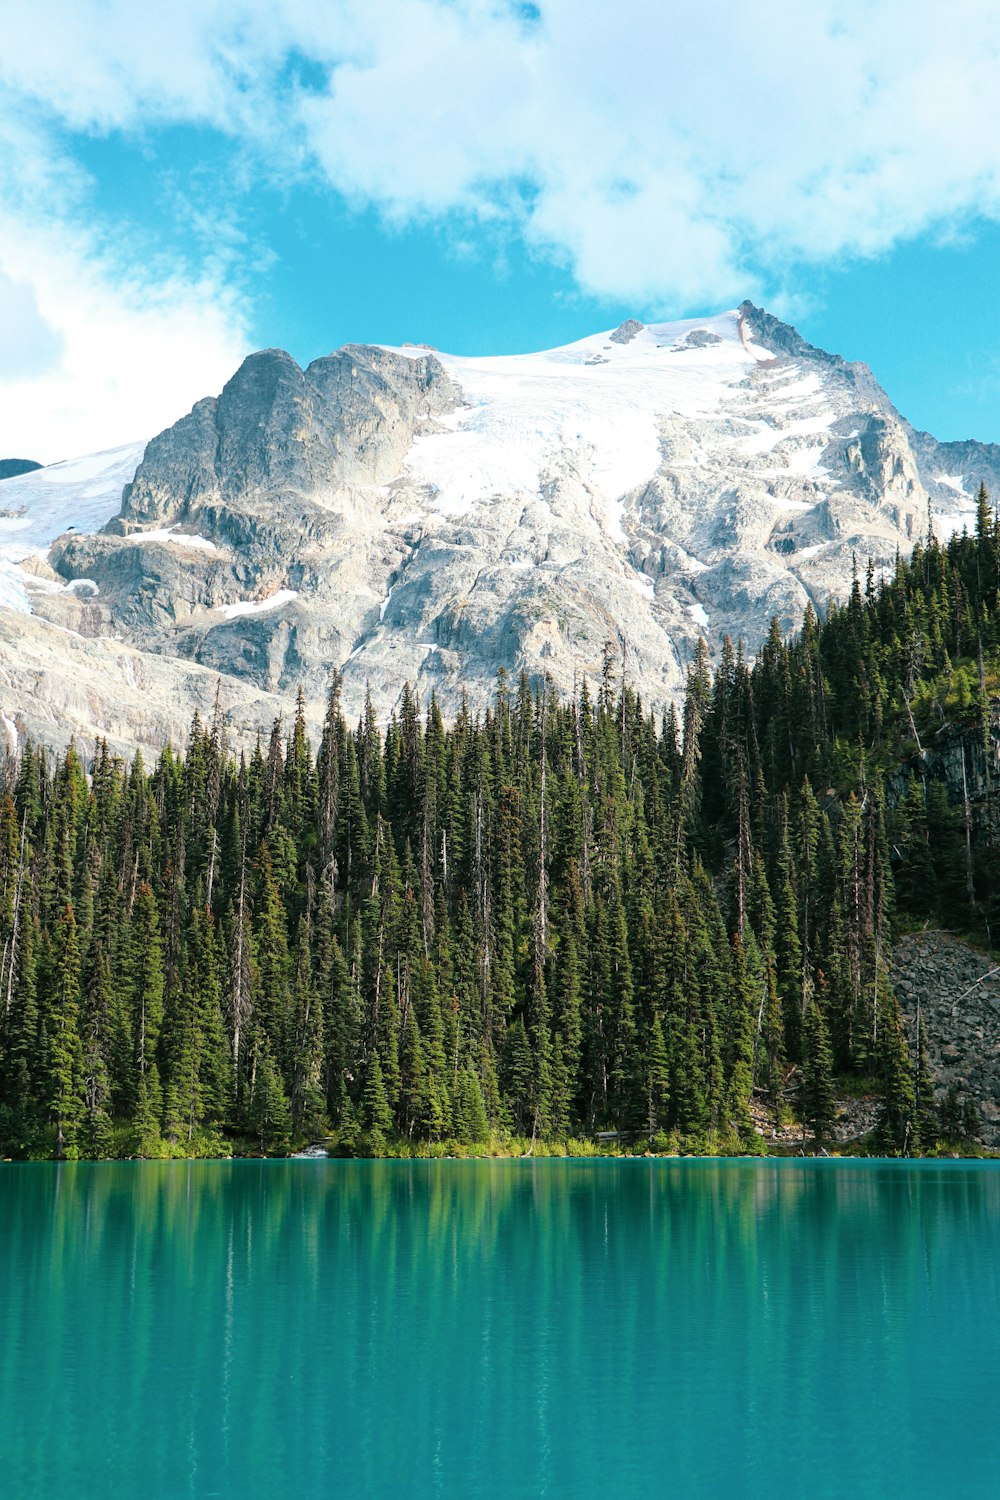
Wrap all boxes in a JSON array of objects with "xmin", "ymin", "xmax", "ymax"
[{"xmin": 1, "ymin": 304, "xmax": 996, "ymax": 754}]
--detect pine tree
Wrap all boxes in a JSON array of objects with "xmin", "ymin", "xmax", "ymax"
[
  {"xmin": 412, "ymin": 957, "xmax": 451, "ymax": 1137},
  {"xmin": 398, "ymin": 1002, "xmax": 427, "ymax": 1138},
  {"xmin": 875, "ymin": 993, "xmax": 916, "ymax": 1155},
  {"xmin": 252, "ymin": 842, "xmax": 292, "ymax": 1072},
  {"xmin": 250, "ymin": 1040, "xmax": 292, "ymax": 1154},
  {"xmin": 501, "ymin": 1015, "xmax": 534, "ymax": 1134},
  {"xmin": 725, "ymin": 1058, "xmax": 755, "ymax": 1144},
  {"xmin": 644, "ymin": 1012, "xmax": 670, "ymax": 1143},
  {"xmin": 132, "ymin": 1063, "xmax": 162, "ymax": 1158},
  {"xmin": 800, "ymin": 1000, "xmax": 835, "ymax": 1147},
  {"xmin": 289, "ymin": 921, "xmax": 326, "ymax": 1138},
  {"xmin": 10, "ymin": 512, "xmax": 1000, "ymax": 1161},
  {"xmin": 455, "ymin": 1067, "xmax": 490, "ymax": 1145},
  {"xmin": 80, "ymin": 944, "xmax": 114, "ymax": 1143},
  {"xmin": 772, "ymin": 800, "xmax": 802, "ymax": 1061},
  {"xmin": 361, "ymin": 1049, "xmax": 393, "ymax": 1152},
  {"xmin": 45, "ymin": 903, "xmax": 85, "ymax": 1155},
  {"xmin": 914, "ymin": 1014, "xmax": 937, "ymax": 1152},
  {"xmin": 0, "ymin": 904, "xmax": 39, "ymax": 1154},
  {"xmin": 128, "ymin": 882, "xmax": 165, "ymax": 1087},
  {"xmin": 320, "ymin": 921, "xmax": 360, "ymax": 1123}
]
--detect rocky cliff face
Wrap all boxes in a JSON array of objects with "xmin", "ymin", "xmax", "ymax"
[
  {"xmin": 893, "ymin": 931, "xmax": 1000, "ymax": 1145},
  {"xmin": 117, "ymin": 343, "xmax": 460, "ymax": 528},
  {"xmin": 0, "ymin": 303, "xmax": 994, "ymax": 755}
]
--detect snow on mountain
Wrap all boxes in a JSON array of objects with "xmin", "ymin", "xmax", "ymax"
[
  {"xmin": 387, "ymin": 313, "xmax": 772, "ymax": 532},
  {"xmin": 2, "ymin": 305, "xmax": 999, "ymax": 756},
  {"xmin": 0, "ymin": 441, "xmax": 145, "ymax": 613},
  {"xmin": 220, "ymin": 589, "xmax": 299, "ymax": 620},
  {"xmin": 0, "ymin": 441, "xmax": 147, "ymax": 550}
]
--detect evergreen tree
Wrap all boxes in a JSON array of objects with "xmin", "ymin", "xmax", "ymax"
[
  {"xmin": 875, "ymin": 994, "xmax": 916, "ymax": 1155},
  {"xmin": 132, "ymin": 1063, "xmax": 163, "ymax": 1158},
  {"xmin": 361, "ymin": 1048, "xmax": 393, "ymax": 1150},
  {"xmin": 128, "ymin": 882, "xmax": 165, "ymax": 1088},
  {"xmin": 800, "ymin": 1000, "xmax": 835, "ymax": 1147},
  {"xmin": 914, "ymin": 1014, "xmax": 937, "ymax": 1152},
  {"xmin": 455, "ymin": 1067, "xmax": 490, "ymax": 1145},
  {"xmin": 644, "ymin": 1012, "xmax": 670, "ymax": 1143},
  {"xmin": 8, "ymin": 512, "xmax": 1000, "ymax": 1160},
  {"xmin": 45, "ymin": 903, "xmax": 85, "ymax": 1155},
  {"xmin": 250, "ymin": 1040, "xmax": 292, "ymax": 1154}
]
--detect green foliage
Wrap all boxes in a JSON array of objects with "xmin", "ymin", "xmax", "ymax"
[
  {"xmin": 361, "ymin": 1049, "xmax": 393, "ymax": 1151},
  {"xmin": 801, "ymin": 1000, "xmax": 836, "ymax": 1144},
  {"xmin": 131, "ymin": 1064, "xmax": 163, "ymax": 1159},
  {"xmin": 249, "ymin": 1041, "xmax": 292, "ymax": 1155},
  {"xmin": 455, "ymin": 1067, "xmax": 490, "ymax": 1145},
  {"xmin": 875, "ymin": 992, "xmax": 917, "ymax": 1155},
  {"xmin": 8, "ymin": 509, "xmax": 1000, "ymax": 1160}
]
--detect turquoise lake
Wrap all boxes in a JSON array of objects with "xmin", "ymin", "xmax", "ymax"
[{"xmin": 2, "ymin": 1159, "xmax": 998, "ymax": 1498}]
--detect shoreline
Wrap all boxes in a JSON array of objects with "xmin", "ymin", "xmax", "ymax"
[{"xmin": 4, "ymin": 1146, "xmax": 995, "ymax": 1164}]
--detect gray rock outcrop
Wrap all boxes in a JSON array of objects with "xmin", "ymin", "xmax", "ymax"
[
  {"xmin": 893, "ymin": 931, "xmax": 1000, "ymax": 1145},
  {"xmin": 1, "ymin": 302, "xmax": 997, "ymax": 757}
]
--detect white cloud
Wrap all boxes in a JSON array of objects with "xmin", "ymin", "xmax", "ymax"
[
  {"xmin": 6, "ymin": 2, "xmax": 1000, "ymax": 304},
  {"xmin": 0, "ymin": 139, "xmax": 249, "ymax": 463},
  {"xmin": 289, "ymin": 0, "xmax": 1000, "ymax": 306},
  {"xmin": 5, "ymin": 0, "xmax": 1000, "ymax": 458},
  {"xmin": 0, "ymin": 272, "xmax": 65, "ymax": 381},
  {"xmin": 0, "ymin": 44, "xmax": 251, "ymax": 462},
  {"xmin": 0, "ymin": 213, "xmax": 249, "ymax": 463}
]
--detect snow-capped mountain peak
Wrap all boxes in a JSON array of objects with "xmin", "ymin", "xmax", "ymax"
[{"xmin": 1, "ymin": 303, "xmax": 996, "ymax": 754}]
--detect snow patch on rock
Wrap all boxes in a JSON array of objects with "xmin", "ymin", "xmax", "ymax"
[
  {"xmin": 1, "ymin": 711, "xmax": 17, "ymax": 756},
  {"xmin": 220, "ymin": 589, "xmax": 298, "ymax": 620},
  {"xmin": 122, "ymin": 528, "xmax": 218, "ymax": 553}
]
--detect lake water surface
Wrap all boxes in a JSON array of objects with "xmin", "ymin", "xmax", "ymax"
[{"xmin": 1, "ymin": 1159, "xmax": 998, "ymax": 1498}]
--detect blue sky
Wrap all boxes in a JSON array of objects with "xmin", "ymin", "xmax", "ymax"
[{"xmin": 4, "ymin": 1, "xmax": 1000, "ymax": 461}]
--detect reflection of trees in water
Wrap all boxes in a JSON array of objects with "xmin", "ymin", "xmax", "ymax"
[{"xmin": 4, "ymin": 1161, "xmax": 1000, "ymax": 1497}]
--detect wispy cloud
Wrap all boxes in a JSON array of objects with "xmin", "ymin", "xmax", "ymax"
[
  {"xmin": 4, "ymin": 1, "xmax": 1000, "ymax": 456},
  {"xmin": 0, "ymin": 8, "xmax": 260, "ymax": 460},
  {"xmin": 289, "ymin": 0, "xmax": 1000, "ymax": 306},
  {"xmin": 0, "ymin": 207, "xmax": 249, "ymax": 461}
]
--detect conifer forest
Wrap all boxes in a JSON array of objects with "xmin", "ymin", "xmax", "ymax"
[{"xmin": 4, "ymin": 498, "xmax": 1000, "ymax": 1160}]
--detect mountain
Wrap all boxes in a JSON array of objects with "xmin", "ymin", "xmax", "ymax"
[
  {"xmin": 0, "ymin": 459, "xmax": 42, "ymax": 481},
  {"xmin": 0, "ymin": 302, "xmax": 995, "ymax": 754}
]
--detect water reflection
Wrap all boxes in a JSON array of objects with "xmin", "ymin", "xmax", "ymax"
[{"xmin": 1, "ymin": 1160, "xmax": 998, "ymax": 1499}]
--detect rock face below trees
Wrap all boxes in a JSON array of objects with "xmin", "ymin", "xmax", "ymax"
[{"xmin": 892, "ymin": 931, "xmax": 1000, "ymax": 1145}]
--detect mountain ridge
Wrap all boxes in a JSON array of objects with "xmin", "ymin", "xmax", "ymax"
[
  {"xmin": 0, "ymin": 303, "xmax": 995, "ymax": 755},
  {"xmin": 0, "ymin": 459, "xmax": 42, "ymax": 481}
]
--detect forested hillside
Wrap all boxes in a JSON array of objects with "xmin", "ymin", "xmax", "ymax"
[{"xmin": 4, "ymin": 494, "xmax": 1000, "ymax": 1160}]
